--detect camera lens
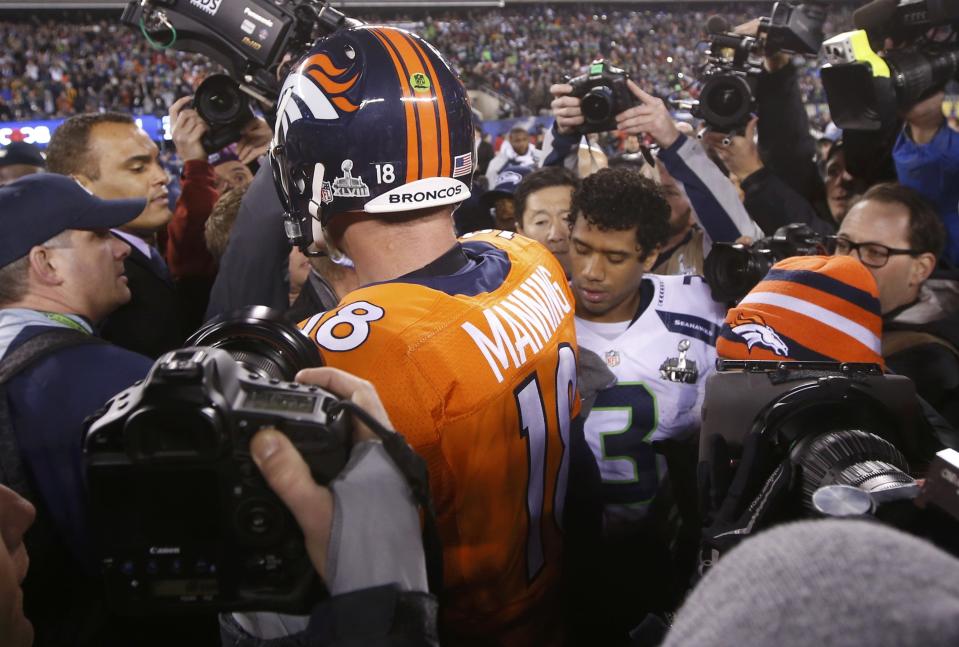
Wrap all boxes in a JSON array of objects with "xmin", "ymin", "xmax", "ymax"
[
  {"xmin": 793, "ymin": 429, "xmax": 913, "ymax": 511},
  {"xmin": 195, "ymin": 74, "xmax": 249, "ymax": 126},
  {"xmin": 700, "ymin": 74, "xmax": 754, "ymax": 130},
  {"xmin": 186, "ymin": 306, "xmax": 323, "ymax": 381},
  {"xmin": 703, "ymin": 244, "xmax": 772, "ymax": 303},
  {"xmin": 581, "ymin": 86, "xmax": 615, "ymax": 123}
]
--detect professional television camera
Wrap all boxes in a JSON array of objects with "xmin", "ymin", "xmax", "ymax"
[
  {"xmin": 690, "ymin": 2, "xmax": 827, "ymax": 133},
  {"xmin": 83, "ymin": 307, "xmax": 437, "ymax": 615},
  {"xmin": 702, "ymin": 223, "xmax": 832, "ymax": 303},
  {"xmin": 122, "ymin": 0, "xmax": 362, "ymax": 148},
  {"xmin": 698, "ymin": 360, "xmax": 959, "ymax": 564},
  {"xmin": 821, "ymin": 0, "xmax": 959, "ymax": 130}
]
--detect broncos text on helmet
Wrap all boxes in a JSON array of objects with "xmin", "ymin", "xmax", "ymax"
[{"xmin": 271, "ymin": 26, "xmax": 475, "ymax": 248}]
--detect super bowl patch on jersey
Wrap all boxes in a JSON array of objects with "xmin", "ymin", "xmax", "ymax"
[{"xmin": 659, "ymin": 339, "xmax": 700, "ymax": 384}]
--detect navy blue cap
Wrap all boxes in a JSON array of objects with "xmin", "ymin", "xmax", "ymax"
[
  {"xmin": 0, "ymin": 141, "xmax": 45, "ymax": 168},
  {"xmin": 482, "ymin": 164, "xmax": 534, "ymax": 209},
  {"xmin": 0, "ymin": 173, "xmax": 146, "ymax": 267}
]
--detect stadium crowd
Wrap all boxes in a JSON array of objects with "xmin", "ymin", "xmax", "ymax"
[
  {"xmin": 0, "ymin": 2, "xmax": 959, "ymax": 647},
  {"xmin": 0, "ymin": 3, "xmax": 856, "ymax": 123}
]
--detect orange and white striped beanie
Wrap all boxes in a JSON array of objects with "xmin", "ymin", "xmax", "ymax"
[{"xmin": 717, "ymin": 256, "xmax": 884, "ymax": 366}]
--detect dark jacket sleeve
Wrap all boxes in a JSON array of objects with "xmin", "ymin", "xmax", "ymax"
[
  {"xmin": 218, "ymin": 586, "xmax": 439, "ymax": 647},
  {"xmin": 542, "ymin": 122, "xmax": 579, "ymax": 168},
  {"xmin": 755, "ymin": 63, "xmax": 827, "ymax": 214},
  {"xmin": 740, "ymin": 167, "xmax": 836, "ymax": 236},
  {"xmin": 887, "ymin": 344, "xmax": 959, "ymax": 435},
  {"xmin": 205, "ymin": 164, "xmax": 291, "ymax": 321},
  {"xmin": 165, "ymin": 159, "xmax": 219, "ymax": 281}
]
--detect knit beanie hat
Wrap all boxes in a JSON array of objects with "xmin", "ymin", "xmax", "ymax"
[
  {"xmin": 717, "ymin": 255, "xmax": 883, "ymax": 366},
  {"xmin": 662, "ymin": 519, "xmax": 959, "ymax": 647}
]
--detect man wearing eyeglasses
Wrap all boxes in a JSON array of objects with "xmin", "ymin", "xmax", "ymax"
[{"xmin": 835, "ymin": 183, "xmax": 959, "ymax": 426}]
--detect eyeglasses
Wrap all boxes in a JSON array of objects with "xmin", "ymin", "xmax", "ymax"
[{"xmin": 831, "ymin": 236, "xmax": 921, "ymax": 269}]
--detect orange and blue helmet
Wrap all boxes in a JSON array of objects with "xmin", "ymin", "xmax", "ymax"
[{"xmin": 271, "ymin": 26, "xmax": 475, "ymax": 248}]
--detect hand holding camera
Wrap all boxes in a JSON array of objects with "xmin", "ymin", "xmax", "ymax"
[
  {"xmin": 614, "ymin": 80, "xmax": 682, "ymax": 149},
  {"xmin": 550, "ymin": 65, "xmax": 679, "ymax": 147},
  {"xmin": 170, "ymin": 95, "xmax": 210, "ymax": 162},
  {"xmin": 702, "ymin": 116, "xmax": 764, "ymax": 180},
  {"xmin": 250, "ymin": 367, "xmax": 388, "ymax": 584}
]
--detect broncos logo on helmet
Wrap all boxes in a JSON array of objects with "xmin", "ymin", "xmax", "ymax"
[{"xmin": 271, "ymin": 26, "xmax": 475, "ymax": 249}]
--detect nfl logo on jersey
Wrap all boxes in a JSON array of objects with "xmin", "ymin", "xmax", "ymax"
[{"xmin": 605, "ymin": 350, "xmax": 620, "ymax": 368}]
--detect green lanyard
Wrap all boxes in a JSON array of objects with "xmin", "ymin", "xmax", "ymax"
[{"xmin": 40, "ymin": 312, "xmax": 91, "ymax": 335}]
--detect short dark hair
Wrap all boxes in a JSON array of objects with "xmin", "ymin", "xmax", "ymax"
[
  {"xmin": 858, "ymin": 183, "xmax": 945, "ymax": 258},
  {"xmin": 569, "ymin": 166, "xmax": 671, "ymax": 261},
  {"xmin": 46, "ymin": 112, "xmax": 136, "ymax": 179},
  {"xmin": 514, "ymin": 166, "xmax": 578, "ymax": 223}
]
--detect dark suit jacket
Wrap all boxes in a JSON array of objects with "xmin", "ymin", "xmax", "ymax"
[{"xmin": 100, "ymin": 241, "xmax": 186, "ymax": 359}]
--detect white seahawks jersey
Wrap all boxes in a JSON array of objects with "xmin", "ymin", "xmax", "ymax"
[{"xmin": 576, "ymin": 274, "xmax": 725, "ymax": 526}]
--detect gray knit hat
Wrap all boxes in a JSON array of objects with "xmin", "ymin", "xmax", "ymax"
[{"xmin": 664, "ymin": 519, "xmax": 959, "ymax": 647}]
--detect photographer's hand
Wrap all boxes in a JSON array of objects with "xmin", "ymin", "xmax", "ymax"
[
  {"xmin": 550, "ymin": 83, "xmax": 584, "ymax": 135},
  {"xmin": 616, "ymin": 81, "xmax": 680, "ymax": 149},
  {"xmin": 249, "ymin": 368, "xmax": 385, "ymax": 581},
  {"xmin": 169, "ymin": 96, "xmax": 209, "ymax": 162},
  {"xmin": 702, "ymin": 117, "xmax": 764, "ymax": 181},
  {"xmin": 236, "ymin": 117, "xmax": 273, "ymax": 164},
  {"xmin": 903, "ymin": 90, "xmax": 946, "ymax": 146}
]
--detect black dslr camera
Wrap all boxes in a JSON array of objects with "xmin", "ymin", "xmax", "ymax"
[
  {"xmin": 122, "ymin": 1, "xmax": 362, "ymax": 148},
  {"xmin": 567, "ymin": 60, "xmax": 639, "ymax": 134},
  {"xmin": 692, "ymin": 2, "xmax": 827, "ymax": 133},
  {"xmin": 702, "ymin": 223, "xmax": 832, "ymax": 304},
  {"xmin": 84, "ymin": 308, "xmax": 349, "ymax": 615},
  {"xmin": 699, "ymin": 360, "xmax": 959, "ymax": 558}
]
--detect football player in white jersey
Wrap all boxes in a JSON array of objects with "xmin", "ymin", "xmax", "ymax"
[
  {"xmin": 567, "ymin": 167, "xmax": 728, "ymax": 636},
  {"xmin": 569, "ymin": 166, "xmax": 726, "ymax": 529}
]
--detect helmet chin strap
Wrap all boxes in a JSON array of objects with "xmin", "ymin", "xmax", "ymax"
[{"xmin": 308, "ymin": 218, "xmax": 355, "ymax": 268}]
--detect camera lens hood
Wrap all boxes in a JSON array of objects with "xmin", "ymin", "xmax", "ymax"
[{"xmin": 187, "ymin": 306, "xmax": 322, "ymax": 380}]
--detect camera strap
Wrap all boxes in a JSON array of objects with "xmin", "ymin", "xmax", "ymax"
[{"xmin": 328, "ymin": 400, "xmax": 444, "ymax": 596}]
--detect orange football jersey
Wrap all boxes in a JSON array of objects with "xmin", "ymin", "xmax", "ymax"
[{"xmin": 299, "ymin": 230, "xmax": 580, "ymax": 645}]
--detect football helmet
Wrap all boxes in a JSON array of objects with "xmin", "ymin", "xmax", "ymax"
[{"xmin": 271, "ymin": 26, "xmax": 475, "ymax": 250}]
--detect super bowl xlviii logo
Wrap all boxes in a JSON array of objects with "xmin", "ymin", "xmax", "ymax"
[
  {"xmin": 730, "ymin": 314, "xmax": 789, "ymax": 356},
  {"xmin": 332, "ymin": 160, "xmax": 370, "ymax": 198},
  {"xmin": 190, "ymin": 0, "xmax": 221, "ymax": 16}
]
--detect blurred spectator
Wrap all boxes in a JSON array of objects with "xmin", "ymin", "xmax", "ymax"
[
  {"xmin": 894, "ymin": 90, "xmax": 959, "ymax": 266},
  {"xmin": 204, "ymin": 184, "xmax": 248, "ymax": 263},
  {"xmin": 0, "ymin": 174, "xmax": 153, "ymax": 645},
  {"xmin": 46, "ymin": 112, "xmax": 183, "ymax": 359},
  {"xmin": 0, "ymin": 141, "xmax": 43, "ymax": 186},
  {"xmin": 513, "ymin": 165, "xmax": 578, "ymax": 276},
  {"xmin": 486, "ymin": 126, "xmax": 543, "ymax": 186},
  {"xmin": 481, "ymin": 163, "xmax": 535, "ymax": 231},
  {"xmin": 836, "ymin": 184, "xmax": 959, "ymax": 426}
]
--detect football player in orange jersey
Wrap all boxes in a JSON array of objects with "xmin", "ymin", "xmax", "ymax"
[{"xmin": 270, "ymin": 24, "xmax": 593, "ymax": 646}]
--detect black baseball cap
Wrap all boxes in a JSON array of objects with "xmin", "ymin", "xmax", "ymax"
[
  {"xmin": 0, "ymin": 173, "xmax": 146, "ymax": 267},
  {"xmin": 0, "ymin": 141, "xmax": 45, "ymax": 168}
]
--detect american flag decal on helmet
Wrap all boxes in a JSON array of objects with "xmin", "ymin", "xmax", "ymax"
[{"xmin": 453, "ymin": 153, "xmax": 473, "ymax": 177}]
